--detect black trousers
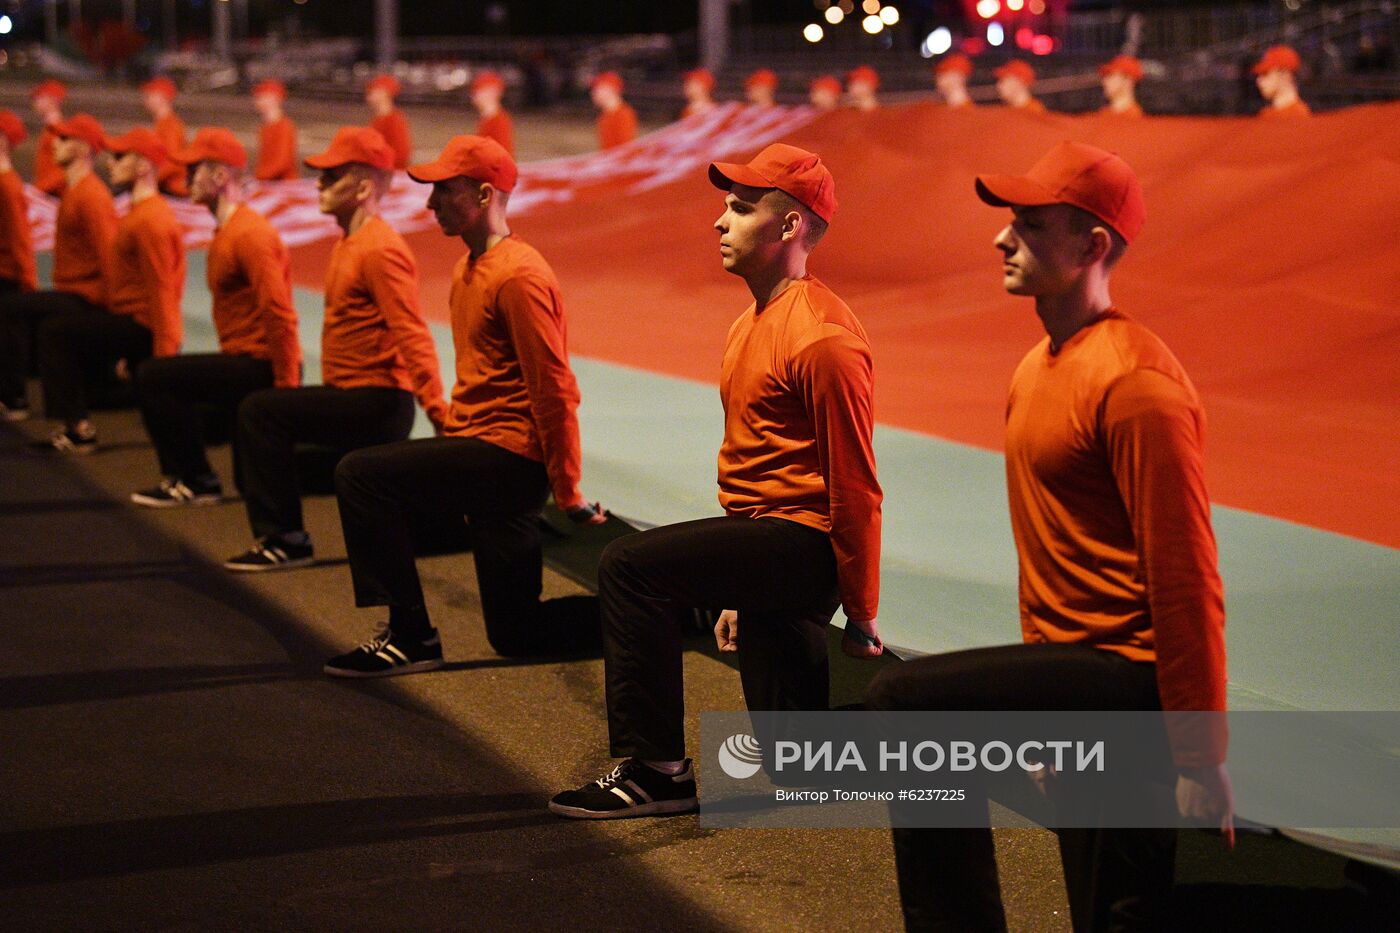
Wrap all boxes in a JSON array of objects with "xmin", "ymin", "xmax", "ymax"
[
  {"xmin": 236, "ymin": 385, "xmax": 415, "ymax": 540},
  {"xmin": 335, "ymin": 435, "xmax": 601, "ymax": 656},
  {"xmin": 599, "ymin": 515, "xmax": 840, "ymax": 761},
  {"xmin": 0, "ymin": 289, "xmax": 104, "ymax": 404},
  {"xmin": 38, "ymin": 307, "xmax": 152, "ymax": 424},
  {"xmin": 136, "ymin": 354, "xmax": 274, "ymax": 485},
  {"xmin": 865, "ymin": 644, "xmax": 1178, "ymax": 933}
]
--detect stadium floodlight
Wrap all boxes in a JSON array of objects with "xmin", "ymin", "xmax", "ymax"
[
  {"xmin": 0, "ymin": 15, "xmax": 11, "ymax": 35},
  {"xmin": 880, "ymin": 6, "xmax": 899, "ymax": 25},
  {"xmin": 987, "ymin": 22, "xmax": 1005, "ymax": 46},
  {"xmin": 862, "ymin": 13, "xmax": 883, "ymax": 34},
  {"xmin": 804, "ymin": 23, "xmax": 825, "ymax": 43},
  {"xmin": 976, "ymin": 0, "xmax": 1000, "ymax": 18},
  {"xmin": 862, "ymin": 0, "xmax": 881, "ymax": 14}
]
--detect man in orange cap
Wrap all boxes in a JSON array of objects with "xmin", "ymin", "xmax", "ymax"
[
  {"xmin": 365, "ymin": 74, "xmax": 413, "ymax": 169},
  {"xmin": 252, "ymin": 80, "xmax": 299, "ymax": 181},
  {"xmin": 470, "ymin": 71, "xmax": 514, "ymax": 156},
  {"xmin": 129, "ymin": 128, "xmax": 301, "ymax": 507},
  {"xmin": 935, "ymin": 53, "xmax": 975, "ymax": 109},
  {"xmin": 324, "ymin": 134, "xmax": 607, "ymax": 677},
  {"xmin": 591, "ymin": 72, "xmax": 638, "ymax": 150},
  {"xmin": 550, "ymin": 143, "xmax": 883, "ymax": 819},
  {"xmin": 745, "ymin": 69, "xmax": 779, "ymax": 108},
  {"xmin": 1253, "ymin": 45, "xmax": 1311, "ymax": 117},
  {"xmin": 995, "ymin": 59, "xmax": 1046, "ymax": 113},
  {"xmin": 1100, "ymin": 55, "xmax": 1145, "ymax": 116},
  {"xmin": 38, "ymin": 127, "xmax": 185, "ymax": 452},
  {"xmin": 808, "ymin": 75, "xmax": 842, "ymax": 111},
  {"xmin": 29, "ymin": 80, "xmax": 68, "ymax": 196},
  {"xmin": 0, "ymin": 113, "xmax": 117, "ymax": 422},
  {"xmin": 846, "ymin": 65, "xmax": 880, "ymax": 111},
  {"xmin": 142, "ymin": 76, "xmax": 189, "ymax": 195},
  {"xmin": 681, "ymin": 68, "xmax": 717, "ymax": 119},
  {"xmin": 867, "ymin": 141, "xmax": 1232, "ymax": 931},
  {"xmin": 0, "ymin": 112, "xmax": 37, "ymax": 305},
  {"xmin": 222, "ymin": 127, "xmax": 446, "ymax": 571}
]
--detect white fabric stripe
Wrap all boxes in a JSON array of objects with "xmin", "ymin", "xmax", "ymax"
[
  {"xmin": 623, "ymin": 779, "xmax": 653, "ymax": 803},
  {"xmin": 608, "ymin": 786, "xmax": 637, "ymax": 806},
  {"xmin": 382, "ymin": 644, "xmax": 409, "ymax": 663}
]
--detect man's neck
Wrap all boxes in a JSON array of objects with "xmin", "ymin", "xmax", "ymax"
[
  {"xmin": 1033, "ymin": 279, "xmax": 1113, "ymax": 351},
  {"xmin": 151, "ymin": 104, "xmax": 171, "ymax": 122},
  {"xmin": 340, "ymin": 203, "xmax": 377, "ymax": 237},
  {"xmin": 213, "ymin": 188, "xmax": 241, "ymax": 227},
  {"xmin": 44, "ymin": 111, "xmax": 63, "ymax": 127},
  {"xmin": 1271, "ymin": 86, "xmax": 1300, "ymax": 109},
  {"xmin": 600, "ymin": 99, "xmax": 621, "ymax": 114},
  {"xmin": 462, "ymin": 219, "xmax": 511, "ymax": 260},
  {"xmin": 1006, "ymin": 88, "xmax": 1031, "ymax": 108},
  {"xmin": 477, "ymin": 101, "xmax": 500, "ymax": 119},
  {"xmin": 944, "ymin": 87, "xmax": 970, "ymax": 107},
  {"xmin": 745, "ymin": 258, "xmax": 807, "ymax": 308},
  {"xmin": 64, "ymin": 158, "xmax": 91, "ymax": 187},
  {"xmin": 0, "ymin": 153, "xmax": 11, "ymax": 174},
  {"xmin": 1110, "ymin": 91, "xmax": 1137, "ymax": 111},
  {"xmin": 263, "ymin": 109, "xmax": 283, "ymax": 124},
  {"xmin": 130, "ymin": 175, "xmax": 159, "ymax": 204}
]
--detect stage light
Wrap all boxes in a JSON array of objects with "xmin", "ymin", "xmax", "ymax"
[
  {"xmin": 1007, "ymin": 0, "xmax": 1024, "ymax": 10},
  {"xmin": 1029, "ymin": 0, "xmax": 1045, "ymax": 13},
  {"xmin": 838, "ymin": 0, "xmax": 855, "ymax": 13},
  {"xmin": 1016, "ymin": 26, "xmax": 1033, "ymax": 48},
  {"xmin": 0, "ymin": 15, "xmax": 12, "ymax": 35},
  {"xmin": 880, "ymin": 6, "xmax": 899, "ymax": 25},
  {"xmin": 987, "ymin": 22, "xmax": 1004, "ymax": 46},
  {"xmin": 862, "ymin": 0, "xmax": 881, "ymax": 14},
  {"xmin": 1032, "ymin": 34, "xmax": 1054, "ymax": 55},
  {"xmin": 924, "ymin": 27, "xmax": 952, "ymax": 57},
  {"xmin": 862, "ymin": 14, "xmax": 884, "ymax": 34},
  {"xmin": 804, "ymin": 23, "xmax": 825, "ymax": 43},
  {"xmin": 825, "ymin": 6, "xmax": 844, "ymax": 24},
  {"xmin": 976, "ymin": 0, "xmax": 1000, "ymax": 19}
]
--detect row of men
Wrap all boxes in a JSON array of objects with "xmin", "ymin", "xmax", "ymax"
[{"xmin": 0, "ymin": 95, "xmax": 1231, "ymax": 927}]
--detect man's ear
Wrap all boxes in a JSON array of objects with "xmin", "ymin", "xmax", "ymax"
[
  {"xmin": 478, "ymin": 182, "xmax": 495, "ymax": 207},
  {"xmin": 1087, "ymin": 226, "xmax": 1113, "ymax": 266},
  {"xmin": 782, "ymin": 209, "xmax": 803, "ymax": 243}
]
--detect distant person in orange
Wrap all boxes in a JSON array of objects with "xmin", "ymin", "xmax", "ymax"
[
  {"xmin": 1100, "ymin": 55, "xmax": 1145, "ymax": 116},
  {"xmin": 130, "ymin": 127, "xmax": 302, "ymax": 508},
  {"xmin": 935, "ymin": 53, "xmax": 975, "ymax": 109},
  {"xmin": 1254, "ymin": 45, "xmax": 1311, "ymax": 117},
  {"xmin": 745, "ymin": 69, "xmax": 779, "ymax": 108},
  {"xmin": 39, "ymin": 127, "xmax": 186, "ymax": 452},
  {"xmin": 29, "ymin": 80, "xmax": 68, "ymax": 196},
  {"xmin": 324, "ymin": 134, "xmax": 607, "ymax": 678},
  {"xmin": 470, "ymin": 71, "xmax": 515, "ymax": 156},
  {"xmin": 0, "ymin": 111, "xmax": 37, "ymax": 302},
  {"xmin": 366, "ymin": 74, "xmax": 413, "ymax": 169},
  {"xmin": 847, "ymin": 66, "xmax": 880, "ymax": 111},
  {"xmin": 142, "ymin": 76, "xmax": 189, "ymax": 195},
  {"xmin": 252, "ymin": 80, "xmax": 298, "ymax": 181},
  {"xmin": 591, "ymin": 72, "xmax": 638, "ymax": 150},
  {"xmin": 0, "ymin": 113, "xmax": 117, "ymax": 422},
  {"xmin": 995, "ymin": 60, "xmax": 1047, "ymax": 113},
  {"xmin": 222, "ymin": 127, "xmax": 446, "ymax": 572},
  {"xmin": 808, "ymin": 75, "xmax": 842, "ymax": 111},
  {"xmin": 681, "ymin": 68, "xmax": 717, "ymax": 118}
]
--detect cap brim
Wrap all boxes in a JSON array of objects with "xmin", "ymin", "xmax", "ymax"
[
  {"xmin": 304, "ymin": 152, "xmax": 347, "ymax": 170},
  {"xmin": 974, "ymin": 174, "xmax": 1059, "ymax": 208},
  {"xmin": 406, "ymin": 161, "xmax": 456, "ymax": 184},
  {"xmin": 708, "ymin": 161, "xmax": 774, "ymax": 193}
]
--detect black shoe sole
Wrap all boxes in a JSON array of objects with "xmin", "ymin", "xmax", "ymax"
[
  {"xmin": 223, "ymin": 555, "xmax": 315, "ymax": 572},
  {"xmin": 322, "ymin": 657, "xmax": 445, "ymax": 679},
  {"xmin": 130, "ymin": 493, "xmax": 223, "ymax": 509},
  {"xmin": 547, "ymin": 797, "xmax": 698, "ymax": 820}
]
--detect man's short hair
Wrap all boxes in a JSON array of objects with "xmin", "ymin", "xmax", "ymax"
[
  {"xmin": 348, "ymin": 162, "xmax": 393, "ymax": 198},
  {"xmin": 770, "ymin": 190, "xmax": 829, "ymax": 250},
  {"xmin": 1067, "ymin": 205, "xmax": 1128, "ymax": 269}
]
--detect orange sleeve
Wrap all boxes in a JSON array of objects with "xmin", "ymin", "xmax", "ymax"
[
  {"xmin": 88, "ymin": 187, "xmax": 120, "ymax": 305},
  {"xmin": 0, "ymin": 177, "xmax": 37, "ymax": 291},
  {"xmin": 256, "ymin": 120, "xmax": 298, "ymax": 181},
  {"xmin": 792, "ymin": 327, "xmax": 883, "ymax": 622},
  {"xmin": 1103, "ymin": 369, "xmax": 1227, "ymax": 762},
  {"xmin": 238, "ymin": 223, "xmax": 302, "ymax": 387},
  {"xmin": 134, "ymin": 217, "xmax": 186, "ymax": 357},
  {"xmin": 362, "ymin": 244, "xmax": 447, "ymax": 423},
  {"xmin": 376, "ymin": 113, "xmax": 412, "ymax": 169},
  {"xmin": 497, "ymin": 275, "xmax": 584, "ymax": 508}
]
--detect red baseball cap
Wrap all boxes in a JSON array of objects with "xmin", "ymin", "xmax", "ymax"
[
  {"xmin": 252, "ymin": 79, "xmax": 287, "ymax": 100},
  {"xmin": 809, "ymin": 75, "xmax": 842, "ymax": 96},
  {"xmin": 975, "ymin": 141, "xmax": 1146, "ymax": 243},
  {"xmin": 30, "ymin": 80, "xmax": 68, "ymax": 102},
  {"xmin": 746, "ymin": 69, "xmax": 779, "ymax": 90},
  {"xmin": 936, "ymin": 53, "xmax": 974, "ymax": 77},
  {"xmin": 51, "ymin": 113, "xmax": 106, "ymax": 151},
  {"xmin": 104, "ymin": 127, "xmax": 169, "ymax": 168},
  {"xmin": 305, "ymin": 126, "xmax": 396, "ymax": 171},
  {"xmin": 366, "ymin": 74, "xmax": 402, "ymax": 97},
  {"xmin": 1099, "ymin": 55, "xmax": 1144, "ymax": 81},
  {"xmin": 684, "ymin": 68, "xmax": 716, "ymax": 90},
  {"xmin": 172, "ymin": 127, "xmax": 248, "ymax": 170},
  {"xmin": 0, "ymin": 110, "xmax": 27, "ymax": 147},
  {"xmin": 470, "ymin": 70, "xmax": 505, "ymax": 94},
  {"xmin": 591, "ymin": 71, "xmax": 624, "ymax": 93},
  {"xmin": 408, "ymin": 134, "xmax": 517, "ymax": 192},
  {"xmin": 995, "ymin": 60, "xmax": 1036, "ymax": 85},
  {"xmin": 1253, "ymin": 45, "xmax": 1301, "ymax": 75},
  {"xmin": 142, "ymin": 76, "xmax": 178, "ymax": 100},
  {"xmin": 847, "ymin": 66, "xmax": 880, "ymax": 89},
  {"xmin": 710, "ymin": 143, "xmax": 837, "ymax": 223}
]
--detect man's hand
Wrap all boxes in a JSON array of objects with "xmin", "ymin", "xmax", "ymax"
[
  {"xmin": 1176, "ymin": 763, "xmax": 1235, "ymax": 849},
  {"xmin": 566, "ymin": 500, "xmax": 608, "ymax": 526},
  {"xmin": 430, "ymin": 418, "xmax": 447, "ymax": 437},
  {"xmin": 841, "ymin": 616, "xmax": 884, "ymax": 659},
  {"xmin": 114, "ymin": 358, "xmax": 131, "ymax": 382},
  {"xmin": 714, "ymin": 610, "xmax": 738, "ymax": 653}
]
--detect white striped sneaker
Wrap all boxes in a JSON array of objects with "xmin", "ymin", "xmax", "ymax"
[
  {"xmin": 549, "ymin": 758, "xmax": 698, "ymax": 819},
  {"xmin": 222, "ymin": 537, "xmax": 314, "ymax": 572},
  {"xmin": 323, "ymin": 627, "xmax": 444, "ymax": 678},
  {"xmin": 131, "ymin": 478, "xmax": 223, "ymax": 508}
]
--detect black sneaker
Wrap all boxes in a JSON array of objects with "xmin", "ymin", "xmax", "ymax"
[
  {"xmin": 222, "ymin": 537, "xmax": 314, "ymax": 572},
  {"xmin": 323, "ymin": 627, "xmax": 444, "ymax": 678},
  {"xmin": 131, "ymin": 478, "xmax": 223, "ymax": 508},
  {"xmin": 0, "ymin": 399, "xmax": 29, "ymax": 422},
  {"xmin": 48, "ymin": 427, "xmax": 96, "ymax": 454},
  {"xmin": 549, "ymin": 759, "xmax": 698, "ymax": 820}
]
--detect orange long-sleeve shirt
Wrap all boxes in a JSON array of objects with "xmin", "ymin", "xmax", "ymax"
[
  {"xmin": 34, "ymin": 126, "xmax": 66, "ymax": 196},
  {"xmin": 1005, "ymin": 311, "xmax": 1227, "ymax": 762},
  {"xmin": 207, "ymin": 204, "xmax": 302, "ymax": 387},
  {"xmin": 52, "ymin": 171, "xmax": 118, "ymax": 307},
  {"xmin": 153, "ymin": 112, "xmax": 189, "ymax": 196},
  {"xmin": 1260, "ymin": 99, "xmax": 1311, "ymax": 118},
  {"xmin": 107, "ymin": 195, "xmax": 186, "ymax": 358},
  {"xmin": 255, "ymin": 116, "xmax": 299, "ymax": 181},
  {"xmin": 475, "ymin": 110, "xmax": 515, "ymax": 157},
  {"xmin": 320, "ymin": 215, "xmax": 447, "ymax": 423},
  {"xmin": 443, "ymin": 236, "xmax": 584, "ymax": 508},
  {"xmin": 597, "ymin": 104, "xmax": 638, "ymax": 150},
  {"xmin": 371, "ymin": 111, "xmax": 412, "ymax": 169},
  {"xmin": 718, "ymin": 276, "xmax": 882, "ymax": 623},
  {"xmin": 0, "ymin": 169, "xmax": 37, "ymax": 291}
]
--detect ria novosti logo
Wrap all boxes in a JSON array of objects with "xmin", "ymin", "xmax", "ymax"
[{"xmin": 717, "ymin": 733, "xmax": 763, "ymax": 779}]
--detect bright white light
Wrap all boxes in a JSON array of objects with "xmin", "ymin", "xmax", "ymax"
[
  {"xmin": 987, "ymin": 22, "xmax": 1005, "ymax": 46},
  {"xmin": 880, "ymin": 6, "xmax": 899, "ymax": 25},
  {"xmin": 976, "ymin": 0, "xmax": 1000, "ymax": 18},
  {"xmin": 825, "ymin": 6, "xmax": 844, "ymax": 25},
  {"xmin": 925, "ymin": 27, "xmax": 952, "ymax": 56},
  {"xmin": 862, "ymin": 0, "xmax": 881, "ymax": 13},
  {"xmin": 862, "ymin": 14, "xmax": 884, "ymax": 34},
  {"xmin": 804, "ymin": 23, "xmax": 825, "ymax": 43},
  {"xmin": 1007, "ymin": 0, "xmax": 1024, "ymax": 10},
  {"xmin": 0, "ymin": 15, "xmax": 12, "ymax": 35}
]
